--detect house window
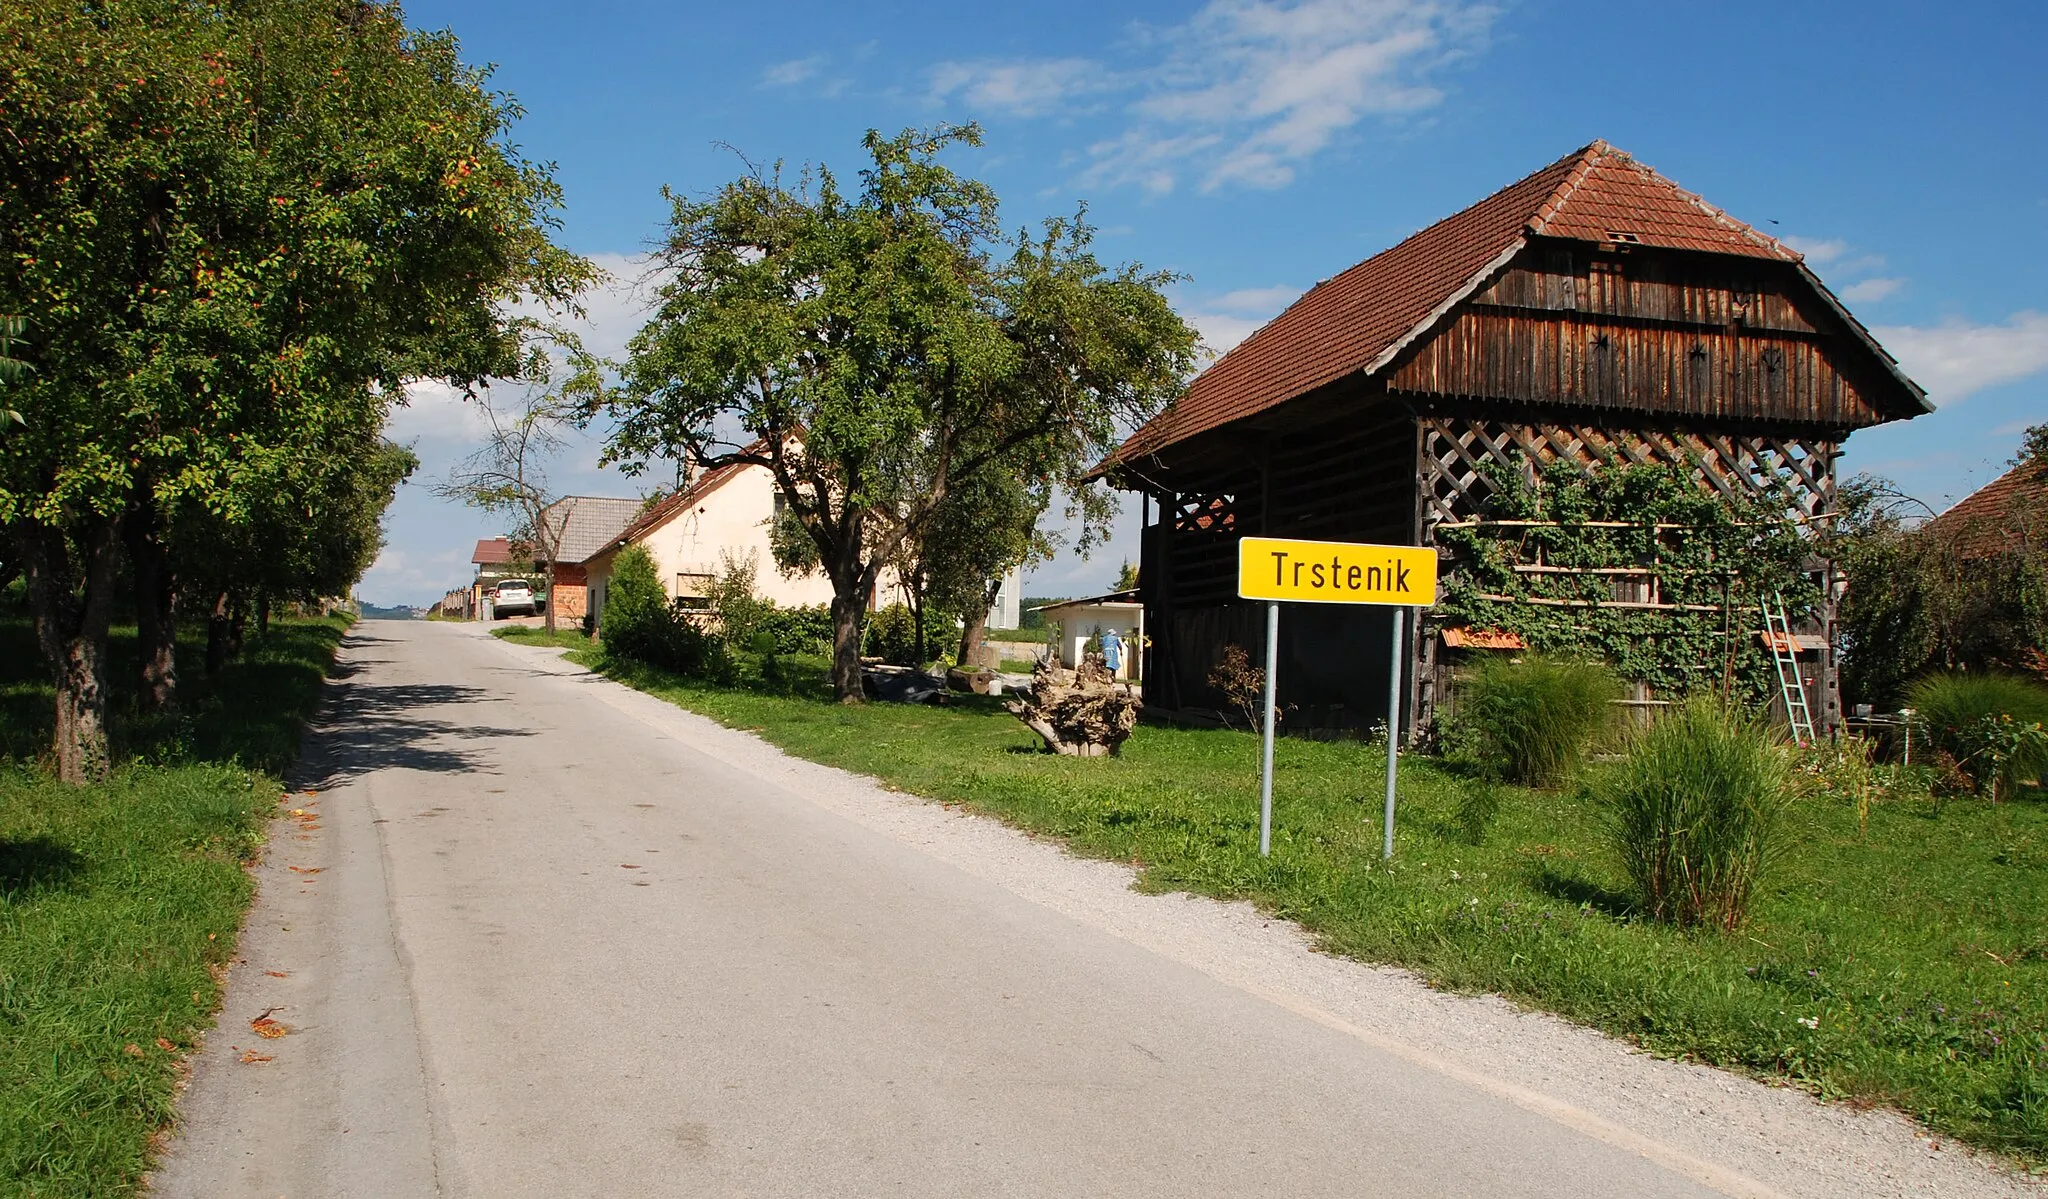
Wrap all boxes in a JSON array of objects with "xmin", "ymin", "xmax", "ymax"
[
  {"xmin": 772, "ymin": 491, "xmax": 788, "ymax": 522},
  {"xmin": 676, "ymin": 572, "xmax": 714, "ymax": 610}
]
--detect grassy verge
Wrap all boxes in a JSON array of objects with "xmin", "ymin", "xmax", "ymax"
[
  {"xmin": 1, "ymin": 610, "xmax": 347, "ymax": 1197},
  {"xmin": 570, "ymin": 647, "xmax": 2048, "ymax": 1168},
  {"xmin": 491, "ymin": 625, "xmax": 595, "ymax": 651}
]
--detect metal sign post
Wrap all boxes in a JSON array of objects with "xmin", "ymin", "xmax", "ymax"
[
  {"xmin": 1258, "ymin": 601, "xmax": 1279, "ymax": 857},
  {"xmin": 1237, "ymin": 537, "xmax": 1438, "ymax": 860}
]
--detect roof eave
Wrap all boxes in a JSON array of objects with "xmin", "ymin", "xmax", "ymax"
[{"xmin": 1792, "ymin": 262, "xmax": 1933, "ymax": 418}]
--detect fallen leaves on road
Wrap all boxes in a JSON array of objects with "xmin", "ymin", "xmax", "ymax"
[
  {"xmin": 620, "ymin": 864, "xmax": 641, "ymax": 869},
  {"xmin": 239, "ymin": 1050, "xmax": 274, "ymax": 1064},
  {"xmin": 156, "ymin": 1038, "xmax": 177, "ymax": 1052},
  {"xmin": 288, "ymin": 866, "xmax": 323, "ymax": 875},
  {"xmin": 265, "ymin": 970, "xmax": 290, "ymax": 978},
  {"xmin": 249, "ymin": 1008, "xmax": 290, "ymax": 1039}
]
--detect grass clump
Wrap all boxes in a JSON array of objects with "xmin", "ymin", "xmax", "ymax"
[
  {"xmin": 1596, "ymin": 698, "xmax": 1793, "ymax": 931},
  {"xmin": 1457, "ymin": 653, "xmax": 1620, "ymax": 786},
  {"xmin": 1907, "ymin": 672, "xmax": 2048, "ymax": 799}
]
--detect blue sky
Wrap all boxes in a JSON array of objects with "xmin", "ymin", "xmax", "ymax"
[{"xmin": 365, "ymin": 0, "xmax": 2048, "ymax": 606}]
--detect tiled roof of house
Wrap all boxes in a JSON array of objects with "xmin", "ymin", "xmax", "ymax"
[
  {"xmin": 538, "ymin": 496, "xmax": 645, "ymax": 565},
  {"xmin": 472, "ymin": 537, "xmax": 514, "ymax": 566},
  {"xmin": 1107, "ymin": 141, "xmax": 1811, "ymax": 468},
  {"xmin": 1923, "ymin": 458, "xmax": 2048, "ymax": 559}
]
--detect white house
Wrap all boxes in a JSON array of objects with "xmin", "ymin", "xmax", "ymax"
[{"xmin": 584, "ymin": 459, "xmax": 838, "ymax": 625}]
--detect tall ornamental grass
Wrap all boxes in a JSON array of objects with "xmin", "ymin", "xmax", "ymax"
[
  {"xmin": 1458, "ymin": 653, "xmax": 1621, "ymax": 786},
  {"xmin": 1906, "ymin": 672, "xmax": 2048, "ymax": 797},
  {"xmin": 1597, "ymin": 698, "xmax": 1793, "ymax": 931}
]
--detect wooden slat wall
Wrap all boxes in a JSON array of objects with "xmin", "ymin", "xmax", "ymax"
[{"xmin": 1398, "ymin": 244, "xmax": 1885, "ymax": 427}]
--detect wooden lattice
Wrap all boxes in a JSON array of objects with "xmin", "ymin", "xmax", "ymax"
[{"xmin": 1417, "ymin": 418, "xmax": 1837, "ymax": 535}]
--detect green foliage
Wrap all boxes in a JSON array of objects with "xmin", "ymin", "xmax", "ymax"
[
  {"xmin": 1437, "ymin": 459, "xmax": 1819, "ymax": 705},
  {"xmin": 1596, "ymin": 698, "xmax": 1794, "ymax": 931},
  {"xmin": 756, "ymin": 605, "xmax": 834, "ymax": 656},
  {"xmin": 1456, "ymin": 653, "xmax": 1621, "ymax": 786},
  {"xmin": 1905, "ymin": 673, "xmax": 2048, "ymax": 798},
  {"xmin": 1455, "ymin": 781, "xmax": 1504, "ymax": 846},
  {"xmin": 1832, "ymin": 472, "xmax": 2048, "ymax": 709},
  {"xmin": 1114, "ymin": 559, "xmax": 1140, "ymax": 591},
  {"xmin": 605, "ymin": 125, "xmax": 1195, "ymax": 698},
  {"xmin": 707, "ymin": 550, "xmax": 771, "ymax": 648},
  {"xmin": 863, "ymin": 603, "xmax": 920, "ymax": 666},
  {"xmin": 598, "ymin": 547, "xmax": 730, "ymax": 679},
  {"xmin": 582, "ymin": 650, "xmax": 2048, "ymax": 1165}
]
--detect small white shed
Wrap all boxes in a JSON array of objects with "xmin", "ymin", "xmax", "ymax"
[{"xmin": 1032, "ymin": 590, "xmax": 1145, "ymax": 679}]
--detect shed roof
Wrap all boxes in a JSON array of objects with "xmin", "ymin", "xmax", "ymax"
[
  {"xmin": 1104, "ymin": 141, "xmax": 1924, "ymax": 471},
  {"xmin": 538, "ymin": 496, "xmax": 644, "ymax": 565},
  {"xmin": 1922, "ymin": 457, "xmax": 2048, "ymax": 559}
]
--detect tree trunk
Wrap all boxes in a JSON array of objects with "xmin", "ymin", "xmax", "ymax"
[
  {"xmin": 911, "ymin": 592, "xmax": 926, "ymax": 667},
  {"xmin": 124, "ymin": 500, "xmax": 177, "ymax": 712},
  {"xmin": 258, "ymin": 591, "xmax": 271, "ymax": 637},
  {"xmin": 544, "ymin": 566, "xmax": 558, "ymax": 634},
  {"xmin": 829, "ymin": 591, "xmax": 866, "ymax": 703},
  {"xmin": 228, "ymin": 594, "xmax": 248, "ymax": 658},
  {"xmin": 206, "ymin": 591, "xmax": 233, "ymax": 675},
  {"xmin": 955, "ymin": 577, "xmax": 999, "ymax": 669},
  {"xmin": 20, "ymin": 520, "xmax": 120, "ymax": 785}
]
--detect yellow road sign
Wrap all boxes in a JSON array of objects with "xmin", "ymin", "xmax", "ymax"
[{"xmin": 1237, "ymin": 536, "xmax": 1438, "ymax": 606}]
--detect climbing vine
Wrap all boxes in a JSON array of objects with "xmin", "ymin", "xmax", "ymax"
[{"xmin": 1434, "ymin": 458, "xmax": 1822, "ymax": 706}]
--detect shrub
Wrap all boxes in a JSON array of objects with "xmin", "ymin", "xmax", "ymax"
[
  {"xmin": 1456, "ymin": 782, "xmax": 1504, "ymax": 846},
  {"xmin": 1596, "ymin": 698, "xmax": 1793, "ymax": 931},
  {"xmin": 1457, "ymin": 653, "xmax": 1621, "ymax": 786},
  {"xmin": 756, "ymin": 604, "xmax": 833, "ymax": 656},
  {"xmin": 864, "ymin": 604, "xmax": 919, "ymax": 666},
  {"xmin": 602, "ymin": 546, "xmax": 733, "ymax": 680},
  {"xmin": 707, "ymin": 550, "xmax": 771, "ymax": 648},
  {"xmin": 1905, "ymin": 672, "xmax": 2048, "ymax": 797}
]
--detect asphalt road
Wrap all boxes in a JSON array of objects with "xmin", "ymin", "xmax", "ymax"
[{"xmin": 150, "ymin": 622, "xmax": 2010, "ymax": 1198}]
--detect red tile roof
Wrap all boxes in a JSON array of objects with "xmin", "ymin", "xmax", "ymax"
[
  {"xmin": 471, "ymin": 537, "xmax": 514, "ymax": 566},
  {"xmin": 1923, "ymin": 458, "xmax": 2048, "ymax": 559},
  {"xmin": 1107, "ymin": 141, "xmax": 1806, "ymax": 468}
]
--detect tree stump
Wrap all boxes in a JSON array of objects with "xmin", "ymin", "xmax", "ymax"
[{"xmin": 1005, "ymin": 655, "xmax": 1141, "ymax": 757}]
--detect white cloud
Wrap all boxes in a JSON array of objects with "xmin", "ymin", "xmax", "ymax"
[
  {"xmin": 1874, "ymin": 310, "xmax": 2048, "ymax": 405},
  {"xmin": 763, "ymin": 55, "xmax": 826, "ymax": 87},
  {"xmin": 929, "ymin": 57, "xmax": 1112, "ymax": 117},
  {"xmin": 937, "ymin": 0, "xmax": 1494, "ymax": 195},
  {"xmin": 1838, "ymin": 277, "xmax": 1902, "ymax": 303},
  {"xmin": 1781, "ymin": 235, "xmax": 1848, "ymax": 264},
  {"xmin": 1209, "ymin": 284, "xmax": 1305, "ymax": 313}
]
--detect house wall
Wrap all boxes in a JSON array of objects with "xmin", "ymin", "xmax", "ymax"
[
  {"xmin": 1044, "ymin": 603, "xmax": 1144, "ymax": 679},
  {"xmin": 587, "ymin": 463, "xmax": 841, "ymax": 626},
  {"xmin": 547, "ymin": 563, "xmax": 590, "ymax": 622}
]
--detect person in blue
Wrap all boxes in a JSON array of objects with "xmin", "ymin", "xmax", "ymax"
[{"xmin": 1099, "ymin": 626, "xmax": 1123, "ymax": 676}]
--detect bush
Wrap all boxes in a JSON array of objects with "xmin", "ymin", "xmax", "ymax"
[
  {"xmin": 864, "ymin": 603, "xmax": 919, "ymax": 666},
  {"xmin": 1596, "ymin": 698, "xmax": 1793, "ymax": 931},
  {"xmin": 602, "ymin": 546, "xmax": 732, "ymax": 680},
  {"xmin": 756, "ymin": 604, "xmax": 833, "ymax": 656},
  {"xmin": 1457, "ymin": 653, "xmax": 1621, "ymax": 786},
  {"xmin": 1906, "ymin": 672, "xmax": 2048, "ymax": 797}
]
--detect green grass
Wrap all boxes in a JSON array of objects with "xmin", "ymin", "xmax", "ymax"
[
  {"xmin": 572, "ymin": 647, "xmax": 2048, "ymax": 1169},
  {"xmin": 491, "ymin": 624, "xmax": 595, "ymax": 651},
  {"xmin": 1, "ymin": 607, "xmax": 346, "ymax": 1197}
]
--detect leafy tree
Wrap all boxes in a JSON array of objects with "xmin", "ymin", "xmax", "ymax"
[
  {"xmin": 1114, "ymin": 559, "xmax": 1140, "ymax": 592},
  {"xmin": 0, "ymin": 0, "xmax": 588, "ymax": 780},
  {"xmin": 605, "ymin": 126, "xmax": 1194, "ymax": 700},
  {"xmin": 1832, "ymin": 454, "xmax": 2048, "ymax": 708}
]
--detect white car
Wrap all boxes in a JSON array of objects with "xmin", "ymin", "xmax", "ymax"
[{"xmin": 491, "ymin": 580, "xmax": 537, "ymax": 618}]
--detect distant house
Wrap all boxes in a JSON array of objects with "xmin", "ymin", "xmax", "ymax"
[
  {"xmin": 1922, "ymin": 456, "xmax": 2047, "ymax": 561},
  {"xmin": 467, "ymin": 537, "xmax": 518, "ymax": 616},
  {"xmin": 532, "ymin": 496, "xmax": 643, "ymax": 623},
  {"xmin": 585, "ymin": 460, "xmax": 839, "ymax": 626}
]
